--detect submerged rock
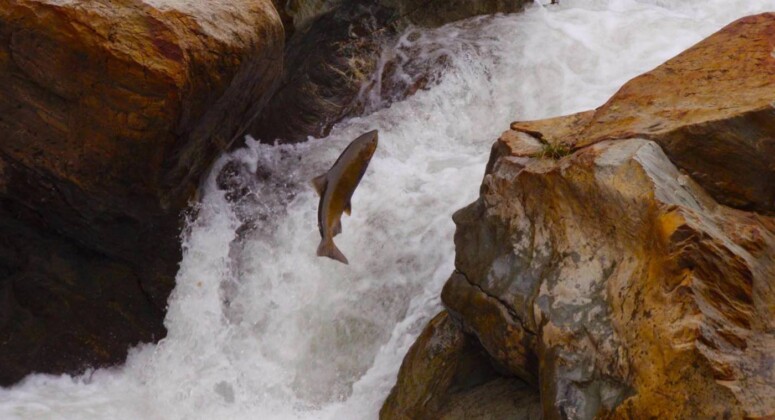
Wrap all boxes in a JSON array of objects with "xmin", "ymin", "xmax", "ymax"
[
  {"xmin": 0, "ymin": 0, "xmax": 283, "ymax": 384},
  {"xmin": 384, "ymin": 13, "xmax": 775, "ymax": 419}
]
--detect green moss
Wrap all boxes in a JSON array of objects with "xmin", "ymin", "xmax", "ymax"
[{"xmin": 539, "ymin": 142, "xmax": 571, "ymax": 160}]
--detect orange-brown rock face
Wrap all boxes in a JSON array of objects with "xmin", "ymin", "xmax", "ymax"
[
  {"xmin": 0, "ymin": 0, "xmax": 283, "ymax": 385},
  {"xmin": 380, "ymin": 311, "xmax": 541, "ymax": 420},
  {"xmin": 384, "ymin": 13, "xmax": 775, "ymax": 419},
  {"xmin": 513, "ymin": 12, "xmax": 775, "ymax": 215},
  {"xmin": 448, "ymin": 136, "xmax": 775, "ymax": 418}
]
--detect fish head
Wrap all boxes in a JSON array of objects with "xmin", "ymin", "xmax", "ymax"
[{"xmin": 359, "ymin": 129, "xmax": 379, "ymax": 158}]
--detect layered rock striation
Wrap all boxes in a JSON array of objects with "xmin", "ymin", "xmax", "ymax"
[
  {"xmin": 0, "ymin": 0, "xmax": 283, "ymax": 384},
  {"xmin": 383, "ymin": 13, "xmax": 775, "ymax": 419}
]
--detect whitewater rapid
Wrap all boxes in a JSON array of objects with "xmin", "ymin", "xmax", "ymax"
[{"xmin": 2, "ymin": 1, "xmax": 774, "ymax": 419}]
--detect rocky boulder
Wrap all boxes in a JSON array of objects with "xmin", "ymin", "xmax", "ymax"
[
  {"xmin": 280, "ymin": 0, "xmax": 342, "ymax": 34},
  {"xmin": 249, "ymin": 2, "xmax": 393, "ymax": 143},
  {"xmin": 513, "ymin": 12, "xmax": 775, "ymax": 214},
  {"xmin": 446, "ymin": 136, "xmax": 775, "ymax": 418},
  {"xmin": 381, "ymin": 311, "xmax": 541, "ymax": 420},
  {"xmin": 275, "ymin": 0, "xmax": 528, "ymax": 34},
  {"xmin": 382, "ymin": 0, "xmax": 526, "ymax": 28},
  {"xmin": 383, "ymin": 12, "xmax": 775, "ymax": 419},
  {"xmin": 250, "ymin": 0, "xmax": 531, "ymax": 143},
  {"xmin": 0, "ymin": 0, "xmax": 283, "ymax": 385}
]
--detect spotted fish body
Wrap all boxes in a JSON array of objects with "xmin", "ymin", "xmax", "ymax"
[{"xmin": 312, "ymin": 130, "xmax": 378, "ymax": 264}]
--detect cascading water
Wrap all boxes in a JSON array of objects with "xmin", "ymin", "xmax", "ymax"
[{"xmin": 2, "ymin": 1, "xmax": 773, "ymax": 418}]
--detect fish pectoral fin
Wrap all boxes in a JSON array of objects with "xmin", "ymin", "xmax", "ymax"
[
  {"xmin": 311, "ymin": 173, "xmax": 328, "ymax": 196},
  {"xmin": 344, "ymin": 201, "xmax": 351, "ymax": 216},
  {"xmin": 333, "ymin": 219, "xmax": 342, "ymax": 236}
]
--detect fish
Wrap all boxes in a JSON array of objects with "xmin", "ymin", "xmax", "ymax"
[{"xmin": 311, "ymin": 129, "xmax": 379, "ymax": 264}]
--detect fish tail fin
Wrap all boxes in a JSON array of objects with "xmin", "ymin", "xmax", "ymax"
[{"xmin": 317, "ymin": 238, "xmax": 349, "ymax": 265}]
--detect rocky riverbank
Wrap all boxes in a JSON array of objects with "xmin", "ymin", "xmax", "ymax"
[
  {"xmin": 0, "ymin": 0, "xmax": 535, "ymax": 388},
  {"xmin": 0, "ymin": 0, "xmax": 283, "ymax": 385},
  {"xmin": 382, "ymin": 12, "xmax": 775, "ymax": 419}
]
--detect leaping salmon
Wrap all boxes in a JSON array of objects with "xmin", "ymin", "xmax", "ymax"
[{"xmin": 312, "ymin": 130, "xmax": 379, "ymax": 264}]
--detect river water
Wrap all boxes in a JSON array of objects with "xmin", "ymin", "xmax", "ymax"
[{"xmin": 2, "ymin": 1, "xmax": 773, "ymax": 418}]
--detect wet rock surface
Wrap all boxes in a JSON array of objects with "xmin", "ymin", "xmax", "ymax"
[
  {"xmin": 0, "ymin": 200, "xmax": 166, "ymax": 384},
  {"xmin": 384, "ymin": 13, "xmax": 775, "ymax": 419},
  {"xmin": 453, "ymin": 136, "xmax": 775, "ymax": 418},
  {"xmin": 251, "ymin": 0, "xmax": 530, "ymax": 143},
  {"xmin": 0, "ymin": 0, "xmax": 283, "ymax": 384},
  {"xmin": 275, "ymin": 0, "xmax": 528, "ymax": 33},
  {"xmin": 513, "ymin": 12, "xmax": 775, "ymax": 215},
  {"xmin": 250, "ymin": 2, "xmax": 395, "ymax": 143},
  {"xmin": 382, "ymin": 0, "xmax": 527, "ymax": 28}
]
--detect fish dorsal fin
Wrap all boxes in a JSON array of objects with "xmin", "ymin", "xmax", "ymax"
[
  {"xmin": 344, "ymin": 200, "xmax": 351, "ymax": 216},
  {"xmin": 311, "ymin": 173, "xmax": 328, "ymax": 196}
]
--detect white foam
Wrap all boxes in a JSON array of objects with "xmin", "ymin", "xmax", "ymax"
[{"xmin": 2, "ymin": 1, "xmax": 774, "ymax": 419}]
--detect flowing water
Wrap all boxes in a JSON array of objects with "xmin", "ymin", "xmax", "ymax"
[{"xmin": 2, "ymin": 1, "xmax": 774, "ymax": 418}]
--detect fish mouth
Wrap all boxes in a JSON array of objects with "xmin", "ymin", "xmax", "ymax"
[
  {"xmin": 364, "ymin": 129, "xmax": 379, "ymax": 143},
  {"xmin": 355, "ymin": 129, "xmax": 378, "ymax": 156},
  {"xmin": 360, "ymin": 129, "xmax": 378, "ymax": 152}
]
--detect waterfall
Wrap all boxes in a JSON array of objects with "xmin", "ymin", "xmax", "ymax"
[{"xmin": 2, "ymin": 1, "xmax": 773, "ymax": 418}]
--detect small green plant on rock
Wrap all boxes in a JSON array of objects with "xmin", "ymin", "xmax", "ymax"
[{"xmin": 539, "ymin": 142, "xmax": 572, "ymax": 160}]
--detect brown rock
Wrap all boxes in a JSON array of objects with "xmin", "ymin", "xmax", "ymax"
[
  {"xmin": 0, "ymin": 0, "xmax": 283, "ymax": 385},
  {"xmin": 513, "ymin": 13, "xmax": 775, "ymax": 214},
  {"xmin": 434, "ymin": 377, "xmax": 541, "ymax": 420},
  {"xmin": 249, "ymin": 2, "xmax": 393, "ymax": 143},
  {"xmin": 441, "ymin": 273, "xmax": 539, "ymax": 385},
  {"xmin": 283, "ymin": 0, "xmax": 342, "ymax": 32},
  {"xmin": 251, "ymin": 0, "xmax": 531, "ymax": 143},
  {"xmin": 381, "ymin": 311, "xmax": 540, "ymax": 420},
  {"xmin": 385, "ymin": 13, "xmax": 775, "ymax": 419},
  {"xmin": 382, "ymin": 0, "xmax": 528, "ymax": 28},
  {"xmin": 450, "ymin": 137, "xmax": 775, "ymax": 418},
  {"xmin": 276, "ymin": 0, "xmax": 530, "ymax": 32}
]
